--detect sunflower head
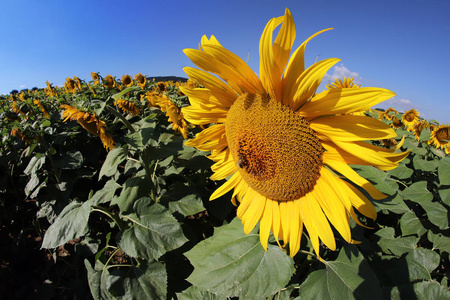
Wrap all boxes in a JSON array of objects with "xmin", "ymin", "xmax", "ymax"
[
  {"xmin": 380, "ymin": 107, "xmax": 398, "ymax": 120},
  {"xmin": 134, "ymin": 73, "xmax": 147, "ymax": 89},
  {"xmin": 326, "ymin": 77, "xmax": 360, "ymax": 89},
  {"xmin": 74, "ymin": 76, "xmax": 82, "ymax": 90},
  {"xmin": 412, "ymin": 120, "xmax": 430, "ymax": 141},
  {"xmin": 182, "ymin": 8, "xmax": 410, "ymax": 257},
  {"xmin": 91, "ymin": 72, "xmax": 100, "ymax": 85},
  {"xmin": 429, "ymin": 124, "xmax": 450, "ymax": 152},
  {"xmin": 64, "ymin": 77, "xmax": 77, "ymax": 94},
  {"xmin": 114, "ymin": 99, "xmax": 141, "ymax": 116},
  {"xmin": 121, "ymin": 74, "xmax": 133, "ymax": 87},
  {"xmin": 165, "ymin": 100, "xmax": 191, "ymax": 139},
  {"xmin": 402, "ymin": 108, "xmax": 420, "ymax": 131},
  {"xmin": 103, "ymin": 75, "xmax": 116, "ymax": 88}
]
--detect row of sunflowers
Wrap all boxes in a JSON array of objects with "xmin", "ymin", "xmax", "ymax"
[{"xmin": 1, "ymin": 71, "xmax": 450, "ymax": 299}]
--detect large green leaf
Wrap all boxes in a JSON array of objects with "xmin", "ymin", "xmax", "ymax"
[
  {"xmin": 427, "ymin": 231, "xmax": 450, "ymax": 253},
  {"xmin": 374, "ymin": 227, "xmax": 418, "ymax": 256},
  {"xmin": 168, "ymin": 194, "xmax": 205, "ymax": 217},
  {"xmin": 90, "ymin": 179, "xmax": 121, "ymax": 205},
  {"xmin": 297, "ymin": 246, "xmax": 383, "ymax": 300},
  {"xmin": 388, "ymin": 281, "xmax": 450, "ymax": 300},
  {"xmin": 438, "ymin": 186, "xmax": 450, "ymax": 206},
  {"xmin": 53, "ymin": 150, "xmax": 84, "ymax": 169},
  {"xmin": 117, "ymin": 198, "xmax": 187, "ymax": 260},
  {"xmin": 99, "ymin": 146, "xmax": 128, "ymax": 179},
  {"xmin": 417, "ymin": 199, "xmax": 449, "ymax": 230},
  {"xmin": 373, "ymin": 194, "xmax": 410, "ymax": 214},
  {"xmin": 85, "ymin": 259, "xmax": 167, "ymax": 300},
  {"xmin": 112, "ymin": 175, "xmax": 153, "ymax": 214},
  {"xmin": 353, "ymin": 165, "xmax": 398, "ymax": 196},
  {"xmin": 185, "ymin": 218, "xmax": 294, "ymax": 300},
  {"xmin": 24, "ymin": 154, "xmax": 46, "ymax": 175},
  {"xmin": 413, "ymin": 155, "xmax": 439, "ymax": 172},
  {"xmin": 438, "ymin": 155, "xmax": 450, "ymax": 185},
  {"xmin": 400, "ymin": 211, "xmax": 427, "ymax": 237},
  {"xmin": 400, "ymin": 181, "xmax": 433, "ymax": 202},
  {"xmin": 41, "ymin": 200, "xmax": 92, "ymax": 248},
  {"xmin": 388, "ymin": 164, "xmax": 413, "ymax": 180},
  {"xmin": 176, "ymin": 286, "xmax": 224, "ymax": 300}
]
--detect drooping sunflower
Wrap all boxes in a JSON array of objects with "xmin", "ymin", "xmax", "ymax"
[
  {"xmin": 165, "ymin": 99, "xmax": 191, "ymax": 139},
  {"xmin": 33, "ymin": 99, "xmax": 50, "ymax": 118},
  {"xmin": 60, "ymin": 105, "xmax": 115, "ymax": 150},
  {"xmin": 181, "ymin": 9, "xmax": 410, "ymax": 257},
  {"xmin": 114, "ymin": 99, "xmax": 141, "ymax": 116},
  {"xmin": 412, "ymin": 120, "xmax": 430, "ymax": 141},
  {"xmin": 91, "ymin": 72, "xmax": 100, "ymax": 85},
  {"xmin": 134, "ymin": 73, "xmax": 147, "ymax": 89},
  {"xmin": 429, "ymin": 124, "xmax": 450, "ymax": 154},
  {"xmin": 402, "ymin": 108, "xmax": 420, "ymax": 131},
  {"xmin": 380, "ymin": 107, "xmax": 398, "ymax": 121},
  {"xmin": 64, "ymin": 77, "xmax": 77, "ymax": 94},
  {"xmin": 103, "ymin": 75, "xmax": 116, "ymax": 89},
  {"xmin": 121, "ymin": 74, "xmax": 134, "ymax": 87}
]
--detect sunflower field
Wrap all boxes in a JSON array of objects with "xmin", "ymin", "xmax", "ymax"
[{"xmin": 0, "ymin": 71, "xmax": 449, "ymax": 300}]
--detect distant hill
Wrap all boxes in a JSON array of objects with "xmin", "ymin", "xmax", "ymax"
[{"xmin": 149, "ymin": 76, "xmax": 188, "ymax": 83}]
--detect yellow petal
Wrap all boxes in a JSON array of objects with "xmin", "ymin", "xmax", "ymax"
[
  {"xmin": 343, "ymin": 182, "xmax": 378, "ymax": 221},
  {"xmin": 183, "ymin": 67, "xmax": 237, "ymax": 107},
  {"xmin": 288, "ymin": 58, "xmax": 340, "ymax": 109},
  {"xmin": 310, "ymin": 115, "xmax": 396, "ymax": 142},
  {"xmin": 259, "ymin": 15, "xmax": 284, "ymax": 101},
  {"xmin": 185, "ymin": 124, "xmax": 225, "ymax": 148},
  {"xmin": 273, "ymin": 8, "xmax": 296, "ymax": 86},
  {"xmin": 240, "ymin": 189, "xmax": 266, "ymax": 234},
  {"xmin": 283, "ymin": 28, "xmax": 333, "ymax": 102},
  {"xmin": 259, "ymin": 199, "xmax": 274, "ymax": 250},
  {"xmin": 299, "ymin": 87, "xmax": 396, "ymax": 118},
  {"xmin": 209, "ymin": 172, "xmax": 241, "ymax": 200},
  {"xmin": 288, "ymin": 199, "xmax": 303, "ymax": 256},
  {"xmin": 203, "ymin": 45, "xmax": 263, "ymax": 94},
  {"xmin": 323, "ymin": 150, "xmax": 387, "ymax": 200}
]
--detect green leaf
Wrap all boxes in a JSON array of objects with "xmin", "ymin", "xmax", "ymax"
[
  {"xmin": 185, "ymin": 218, "xmax": 294, "ymax": 300},
  {"xmin": 176, "ymin": 286, "xmax": 224, "ymax": 300},
  {"xmin": 400, "ymin": 211, "xmax": 427, "ymax": 237},
  {"xmin": 117, "ymin": 198, "xmax": 187, "ymax": 260},
  {"xmin": 428, "ymin": 231, "xmax": 450, "ymax": 252},
  {"xmin": 91, "ymin": 99, "xmax": 107, "ymax": 116},
  {"xmin": 53, "ymin": 150, "xmax": 84, "ymax": 169},
  {"xmin": 374, "ymin": 227, "xmax": 418, "ymax": 256},
  {"xmin": 418, "ymin": 199, "xmax": 449, "ymax": 230},
  {"xmin": 24, "ymin": 154, "xmax": 46, "ymax": 175},
  {"xmin": 413, "ymin": 155, "xmax": 439, "ymax": 172},
  {"xmin": 373, "ymin": 194, "xmax": 410, "ymax": 214},
  {"xmin": 90, "ymin": 179, "xmax": 121, "ymax": 205},
  {"xmin": 352, "ymin": 165, "xmax": 398, "ymax": 196},
  {"xmin": 99, "ymin": 146, "xmax": 128, "ymax": 179},
  {"xmin": 168, "ymin": 194, "xmax": 205, "ymax": 217},
  {"xmin": 112, "ymin": 175, "xmax": 153, "ymax": 214},
  {"xmin": 111, "ymin": 86, "xmax": 140, "ymax": 101},
  {"xmin": 388, "ymin": 281, "xmax": 450, "ymax": 300},
  {"xmin": 388, "ymin": 165, "xmax": 413, "ymax": 180},
  {"xmin": 405, "ymin": 248, "xmax": 440, "ymax": 274},
  {"xmin": 419, "ymin": 127, "xmax": 431, "ymax": 142},
  {"xmin": 86, "ymin": 259, "xmax": 167, "ymax": 300},
  {"xmin": 438, "ymin": 186, "xmax": 450, "ymax": 206},
  {"xmin": 438, "ymin": 156, "xmax": 450, "ymax": 185},
  {"xmin": 400, "ymin": 181, "xmax": 433, "ymax": 202},
  {"xmin": 41, "ymin": 200, "xmax": 92, "ymax": 249},
  {"xmin": 298, "ymin": 246, "xmax": 383, "ymax": 300}
]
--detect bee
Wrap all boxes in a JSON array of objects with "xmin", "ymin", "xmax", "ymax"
[{"xmin": 237, "ymin": 153, "xmax": 248, "ymax": 169}]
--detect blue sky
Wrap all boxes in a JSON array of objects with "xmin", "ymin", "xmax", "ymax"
[{"xmin": 1, "ymin": 0, "xmax": 449, "ymax": 122}]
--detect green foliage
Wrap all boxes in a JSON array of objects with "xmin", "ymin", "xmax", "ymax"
[{"xmin": 1, "ymin": 81, "xmax": 449, "ymax": 299}]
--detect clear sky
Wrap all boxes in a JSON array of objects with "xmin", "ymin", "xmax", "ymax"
[{"xmin": 1, "ymin": 0, "xmax": 449, "ymax": 123}]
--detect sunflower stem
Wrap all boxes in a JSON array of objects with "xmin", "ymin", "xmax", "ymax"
[{"xmin": 105, "ymin": 105, "xmax": 135, "ymax": 132}]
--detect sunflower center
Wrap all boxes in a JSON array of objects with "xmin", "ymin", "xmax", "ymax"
[
  {"xmin": 226, "ymin": 93, "xmax": 323, "ymax": 201},
  {"xmin": 405, "ymin": 112, "xmax": 416, "ymax": 122}
]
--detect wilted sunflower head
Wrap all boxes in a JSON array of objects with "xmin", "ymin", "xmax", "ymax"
[
  {"xmin": 60, "ymin": 104, "xmax": 115, "ymax": 151},
  {"xmin": 114, "ymin": 99, "xmax": 141, "ymax": 116},
  {"xmin": 103, "ymin": 75, "xmax": 116, "ymax": 88},
  {"xmin": 134, "ymin": 73, "xmax": 146, "ymax": 88},
  {"xmin": 64, "ymin": 77, "xmax": 77, "ymax": 93},
  {"xmin": 412, "ymin": 120, "xmax": 430, "ymax": 141},
  {"xmin": 121, "ymin": 74, "xmax": 133, "ymax": 87},
  {"xmin": 165, "ymin": 99, "xmax": 191, "ymax": 139},
  {"xmin": 74, "ymin": 76, "xmax": 82, "ymax": 90},
  {"xmin": 402, "ymin": 108, "xmax": 420, "ymax": 131},
  {"xmin": 390, "ymin": 116, "xmax": 403, "ymax": 129},
  {"xmin": 91, "ymin": 72, "xmax": 100, "ymax": 85},
  {"xmin": 181, "ymin": 8, "xmax": 410, "ymax": 257}
]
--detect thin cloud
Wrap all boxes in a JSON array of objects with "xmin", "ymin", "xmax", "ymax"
[
  {"xmin": 323, "ymin": 64, "xmax": 362, "ymax": 85},
  {"xmin": 375, "ymin": 97, "xmax": 415, "ymax": 113}
]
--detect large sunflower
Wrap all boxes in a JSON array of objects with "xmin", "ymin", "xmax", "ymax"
[
  {"xmin": 429, "ymin": 124, "xmax": 450, "ymax": 154},
  {"xmin": 181, "ymin": 8, "xmax": 409, "ymax": 257}
]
